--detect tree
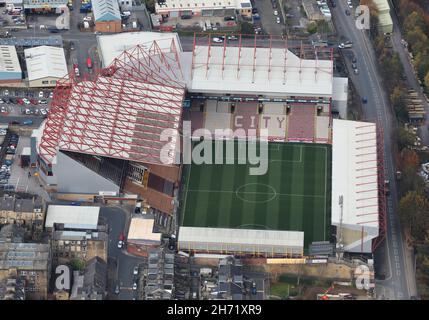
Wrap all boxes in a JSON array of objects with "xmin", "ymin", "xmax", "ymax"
[
  {"xmin": 70, "ymin": 258, "xmax": 85, "ymax": 271},
  {"xmin": 398, "ymin": 191, "xmax": 429, "ymax": 242},
  {"xmin": 401, "ymin": 148, "xmax": 420, "ymax": 169},
  {"xmin": 397, "ymin": 127, "xmax": 415, "ymax": 149},
  {"xmin": 240, "ymin": 21, "xmax": 254, "ymax": 35},
  {"xmin": 144, "ymin": 0, "xmax": 156, "ymax": 13},
  {"xmin": 307, "ymin": 22, "xmax": 317, "ymax": 35},
  {"xmin": 399, "ymin": 166, "xmax": 425, "ymax": 195},
  {"xmin": 425, "ymin": 71, "xmax": 429, "ymax": 92},
  {"xmin": 391, "ymin": 85, "xmax": 408, "ymax": 121}
]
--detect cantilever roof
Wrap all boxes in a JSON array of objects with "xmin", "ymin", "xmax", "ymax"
[
  {"xmin": 97, "ymin": 32, "xmax": 182, "ymax": 67},
  {"xmin": 40, "ymin": 39, "xmax": 185, "ymax": 165},
  {"xmin": 331, "ymin": 119, "xmax": 379, "ymax": 247},
  {"xmin": 187, "ymin": 41, "xmax": 333, "ymax": 97}
]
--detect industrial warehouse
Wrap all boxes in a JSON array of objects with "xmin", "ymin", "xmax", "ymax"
[{"xmin": 31, "ymin": 32, "xmax": 386, "ymax": 258}]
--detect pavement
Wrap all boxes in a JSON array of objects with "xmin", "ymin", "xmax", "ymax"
[{"xmin": 330, "ymin": 0, "xmax": 415, "ymax": 300}]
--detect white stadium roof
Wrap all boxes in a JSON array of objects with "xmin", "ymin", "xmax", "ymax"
[
  {"xmin": 97, "ymin": 32, "xmax": 182, "ymax": 67},
  {"xmin": 178, "ymin": 227, "xmax": 304, "ymax": 255},
  {"xmin": 24, "ymin": 46, "xmax": 68, "ymax": 81},
  {"xmin": 332, "ymin": 119, "xmax": 379, "ymax": 253},
  {"xmin": 45, "ymin": 205, "xmax": 100, "ymax": 230},
  {"xmin": 187, "ymin": 43, "xmax": 333, "ymax": 97}
]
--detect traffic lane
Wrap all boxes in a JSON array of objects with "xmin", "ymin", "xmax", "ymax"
[
  {"xmin": 332, "ymin": 0, "xmax": 409, "ymax": 299},
  {"xmin": 100, "ymin": 206, "xmax": 145, "ymax": 300}
]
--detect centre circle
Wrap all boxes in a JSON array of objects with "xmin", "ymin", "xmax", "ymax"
[{"xmin": 235, "ymin": 183, "xmax": 277, "ymax": 203}]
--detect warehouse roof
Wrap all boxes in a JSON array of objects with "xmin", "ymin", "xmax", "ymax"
[
  {"xmin": 92, "ymin": 0, "xmax": 121, "ymax": 22},
  {"xmin": 24, "ymin": 46, "xmax": 68, "ymax": 81},
  {"xmin": 97, "ymin": 32, "xmax": 182, "ymax": 67},
  {"xmin": 156, "ymin": 0, "xmax": 251, "ymax": 12},
  {"xmin": 0, "ymin": 46, "xmax": 21, "ymax": 75},
  {"xmin": 45, "ymin": 205, "xmax": 100, "ymax": 230}
]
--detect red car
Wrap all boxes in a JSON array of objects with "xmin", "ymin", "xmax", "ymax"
[
  {"xmin": 16, "ymin": 98, "xmax": 24, "ymax": 105},
  {"xmin": 30, "ymin": 99, "xmax": 38, "ymax": 105}
]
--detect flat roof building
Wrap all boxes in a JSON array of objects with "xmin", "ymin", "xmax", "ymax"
[
  {"xmin": 0, "ymin": 45, "xmax": 22, "ymax": 84},
  {"xmin": 155, "ymin": 0, "xmax": 252, "ymax": 17},
  {"xmin": 24, "ymin": 45, "xmax": 68, "ymax": 87},
  {"xmin": 45, "ymin": 205, "xmax": 100, "ymax": 230}
]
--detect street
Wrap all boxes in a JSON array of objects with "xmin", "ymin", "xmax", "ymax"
[
  {"xmin": 100, "ymin": 206, "xmax": 146, "ymax": 300},
  {"xmin": 330, "ymin": 1, "xmax": 416, "ymax": 299}
]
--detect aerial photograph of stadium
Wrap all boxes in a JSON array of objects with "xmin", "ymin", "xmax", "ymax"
[{"xmin": 0, "ymin": 0, "xmax": 426, "ymax": 310}]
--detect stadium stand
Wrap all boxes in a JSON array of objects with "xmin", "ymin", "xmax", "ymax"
[
  {"xmin": 204, "ymin": 100, "xmax": 232, "ymax": 138},
  {"xmin": 287, "ymin": 105, "xmax": 316, "ymax": 142},
  {"xmin": 232, "ymin": 103, "xmax": 259, "ymax": 138}
]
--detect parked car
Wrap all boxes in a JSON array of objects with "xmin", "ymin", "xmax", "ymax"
[
  {"xmin": 114, "ymin": 285, "xmax": 120, "ymax": 294},
  {"xmin": 227, "ymin": 35, "xmax": 238, "ymax": 41},
  {"xmin": 276, "ymin": 17, "xmax": 281, "ymax": 24},
  {"xmin": 39, "ymin": 99, "xmax": 48, "ymax": 104},
  {"xmin": 17, "ymin": 98, "xmax": 24, "ymax": 105},
  {"xmin": 353, "ymin": 68, "xmax": 359, "ymax": 75},
  {"xmin": 22, "ymin": 98, "xmax": 30, "ymax": 105},
  {"xmin": 273, "ymin": 10, "xmax": 278, "ymax": 16},
  {"xmin": 40, "ymin": 109, "xmax": 47, "ymax": 117},
  {"xmin": 212, "ymin": 37, "xmax": 223, "ymax": 43},
  {"xmin": 4, "ymin": 90, "xmax": 9, "ymax": 96},
  {"xmin": 345, "ymin": 9, "xmax": 350, "ymax": 16},
  {"xmin": 362, "ymin": 97, "xmax": 368, "ymax": 104},
  {"xmin": 23, "ymin": 120, "xmax": 33, "ymax": 125},
  {"xmin": 30, "ymin": 98, "xmax": 38, "ymax": 105},
  {"xmin": 133, "ymin": 266, "xmax": 139, "ymax": 275},
  {"xmin": 38, "ymin": 91, "xmax": 44, "ymax": 98},
  {"xmin": 117, "ymin": 240, "xmax": 123, "ymax": 249},
  {"xmin": 132, "ymin": 282, "xmax": 138, "ymax": 290}
]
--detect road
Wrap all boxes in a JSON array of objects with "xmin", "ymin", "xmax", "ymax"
[
  {"xmin": 330, "ymin": 1, "xmax": 415, "ymax": 299},
  {"xmin": 100, "ymin": 206, "xmax": 145, "ymax": 300}
]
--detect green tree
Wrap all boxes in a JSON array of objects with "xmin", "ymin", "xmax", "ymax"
[
  {"xmin": 396, "ymin": 127, "xmax": 415, "ymax": 149},
  {"xmin": 424, "ymin": 71, "xmax": 429, "ymax": 92},
  {"xmin": 70, "ymin": 258, "xmax": 85, "ymax": 271},
  {"xmin": 399, "ymin": 166, "xmax": 425, "ymax": 195},
  {"xmin": 391, "ymin": 86, "xmax": 408, "ymax": 121},
  {"xmin": 398, "ymin": 191, "xmax": 429, "ymax": 242},
  {"xmin": 307, "ymin": 22, "xmax": 317, "ymax": 34},
  {"xmin": 404, "ymin": 11, "xmax": 426, "ymax": 34},
  {"xmin": 240, "ymin": 21, "xmax": 254, "ymax": 35}
]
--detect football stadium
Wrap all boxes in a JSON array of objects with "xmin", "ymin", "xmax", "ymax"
[{"xmin": 33, "ymin": 32, "xmax": 385, "ymax": 257}]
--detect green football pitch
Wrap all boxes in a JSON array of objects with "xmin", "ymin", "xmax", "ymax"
[{"xmin": 180, "ymin": 141, "xmax": 332, "ymax": 249}]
